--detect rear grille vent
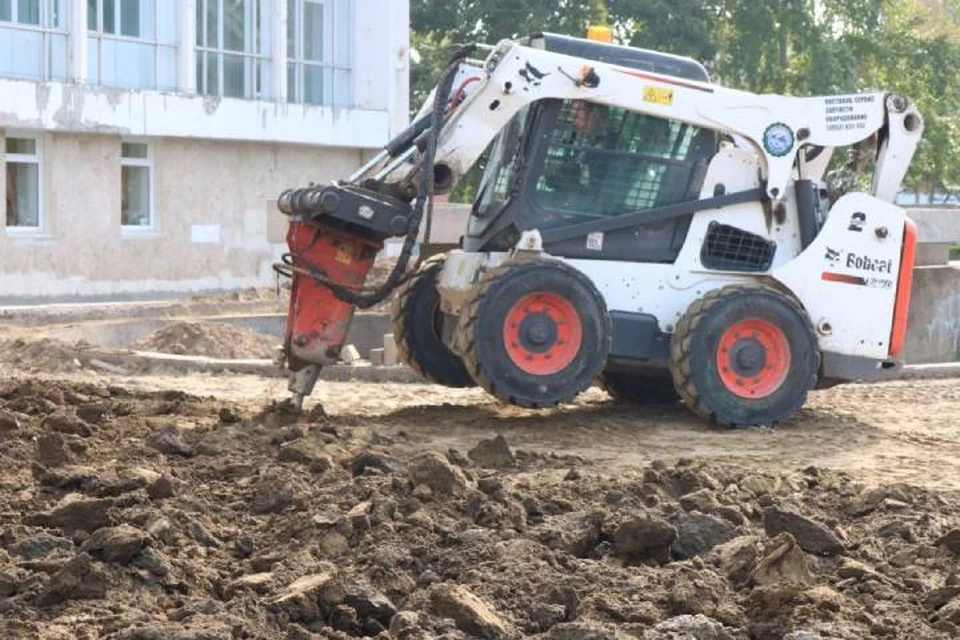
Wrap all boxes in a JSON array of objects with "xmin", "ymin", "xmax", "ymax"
[{"xmin": 701, "ymin": 222, "xmax": 776, "ymax": 272}]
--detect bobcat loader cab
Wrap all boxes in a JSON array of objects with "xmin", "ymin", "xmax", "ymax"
[{"xmin": 275, "ymin": 32, "xmax": 924, "ymax": 428}]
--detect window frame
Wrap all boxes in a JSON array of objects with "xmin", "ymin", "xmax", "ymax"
[
  {"xmin": 287, "ymin": 0, "xmax": 352, "ymax": 106},
  {"xmin": 196, "ymin": 0, "xmax": 272, "ymax": 100},
  {"xmin": 0, "ymin": 0, "xmax": 68, "ymax": 81},
  {"xmin": 4, "ymin": 132, "xmax": 43, "ymax": 234},
  {"xmin": 87, "ymin": 0, "xmax": 179, "ymax": 90},
  {"xmin": 119, "ymin": 137, "xmax": 155, "ymax": 233}
]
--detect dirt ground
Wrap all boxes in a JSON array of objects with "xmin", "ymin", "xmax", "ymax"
[{"xmin": 2, "ymin": 336, "xmax": 960, "ymax": 639}]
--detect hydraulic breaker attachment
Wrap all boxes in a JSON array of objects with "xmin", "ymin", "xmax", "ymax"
[
  {"xmin": 275, "ymin": 184, "xmax": 414, "ymax": 409},
  {"xmin": 272, "ymin": 45, "xmax": 476, "ymax": 409}
]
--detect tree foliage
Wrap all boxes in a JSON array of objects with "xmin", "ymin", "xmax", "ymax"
[{"xmin": 410, "ymin": 0, "xmax": 960, "ymax": 202}]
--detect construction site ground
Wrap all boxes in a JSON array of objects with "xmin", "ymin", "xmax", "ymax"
[{"xmin": 3, "ymin": 287, "xmax": 960, "ymax": 639}]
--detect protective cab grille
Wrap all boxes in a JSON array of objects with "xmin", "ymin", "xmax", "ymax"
[{"xmin": 700, "ymin": 222, "xmax": 776, "ymax": 272}]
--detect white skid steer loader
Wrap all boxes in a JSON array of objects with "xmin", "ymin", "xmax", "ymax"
[{"xmin": 274, "ymin": 30, "xmax": 923, "ymax": 428}]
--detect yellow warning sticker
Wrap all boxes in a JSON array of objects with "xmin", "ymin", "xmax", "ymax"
[
  {"xmin": 334, "ymin": 245, "xmax": 353, "ymax": 264},
  {"xmin": 643, "ymin": 86, "xmax": 674, "ymax": 106}
]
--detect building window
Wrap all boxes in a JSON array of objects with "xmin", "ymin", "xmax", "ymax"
[
  {"xmin": 88, "ymin": 0, "xmax": 179, "ymax": 90},
  {"xmin": 0, "ymin": 0, "xmax": 68, "ymax": 81},
  {"xmin": 196, "ymin": 0, "xmax": 272, "ymax": 100},
  {"xmin": 120, "ymin": 141, "xmax": 152, "ymax": 229},
  {"xmin": 287, "ymin": 0, "xmax": 351, "ymax": 106},
  {"xmin": 4, "ymin": 135, "xmax": 42, "ymax": 231}
]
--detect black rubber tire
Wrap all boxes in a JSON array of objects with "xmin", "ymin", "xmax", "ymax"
[
  {"xmin": 600, "ymin": 370, "xmax": 681, "ymax": 405},
  {"xmin": 390, "ymin": 255, "xmax": 474, "ymax": 388},
  {"xmin": 456, "ymin": 259, "xmax": 611, "ymax": 408},
  {"xmin": 669, "ymin": 284, "xmax": 819, "ymax": 427}
]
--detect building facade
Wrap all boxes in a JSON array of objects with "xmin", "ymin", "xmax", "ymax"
[{"xmin": 0, "ymin": 0, "xmax": 410, "ymax": 301}]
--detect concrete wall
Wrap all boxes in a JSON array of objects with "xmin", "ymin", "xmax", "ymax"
[
  {"xmin": 0, "ymin": 131, "xmax": 361, "ymax": 301},
  {"xmin": 904, "ymin": 264, "xmax": 960, "ymax": 363}
]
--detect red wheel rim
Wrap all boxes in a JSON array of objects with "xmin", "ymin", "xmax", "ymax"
[
  {"xmin": 503, "ymin": 292, "xmax": 582, "ymax": 375},
  {"xmin": 716, "ymin": 318, "xmax": 790, "ymax": 399}
]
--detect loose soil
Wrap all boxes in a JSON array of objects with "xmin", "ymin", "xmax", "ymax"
[
  {"xmin": 132, "ymin": 321, "xmax": 281, "ymax": 360},
  {"xmin": 1, "ymin": 357, "xmax": 960, "ymax": 638}
]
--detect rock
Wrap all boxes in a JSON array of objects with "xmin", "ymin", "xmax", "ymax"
[
  {"xmin": 468, "ymin": 434, "xmax": 517, "ymax": 468},
  {"xmin": 643, "ymin": 614, "xmax": 746, "ymax": 639},
  {"xmin": 234, "ymin": 536, "xmax": 255, "ymax": 559},
  {"xmin": 715, "ymin": 506, "xmax": 747, "ymax": 527},
  {"xmin": 546, "ymin": 622, "xmax": 619, "ymax": 639},
  {"xmin": 527, "ymin": 602, "xmax": 567, "ymax": 633},
  {"xmin": 407, "ymin": 452, "xmax": 473, "ymax": 495},
  {"xmin": 225, "ymin": 572, "xmax": 275, "ymax": 599},
  {"xmin": 330, "ymin": 604, "xmax": 361, "ymax": 635},
  {"xmin": 537, "ymin": 512, "xmax": 604, "ymax": 558},
  {"xmin": 133, "ymin": 547, "xmax": 171, "ymax": 576},
  {"xmin": 251, "ymin": 479, "xmax": 294, "ymax": 514},
  {"xmin": 82, "ymin": 525, "xmax": 149, "ymax": 564},
  {"xmin": 0, "ymin": 570, "xmax": 18, "ymax": 597},
  {"xmin": 35, "ymin": 553, "xmax": 109, "ymax": 605},
  {"xmin": 837, "ymin": 557, "xmax": 883, "ymax": 581},
  {"xmin": 110, "ymin": 621, "xmax": 235, "ymax": 640},
  {"xmin": 924, "ymin": 586, "xmax": 960, "ymax": 611},
  {"xmin": 935, "ymin": 597, "xmax": 960, "ymax": 624},
  {"xmin": 351, "ymin": 450, "xmax": 403, "ymax": 476},
  {"xmin": 27, "ymin": 496, "xmax": 116, "ymax": 534},
  {"xmin": 42, "ymin": 412, "xmax": 93, "ymax": 437},
  {"xmin": 672, "ymin": 512, "xmax": 738, "ymax": 559},
  {"xmin": 35, "ymin": 465, "xmax": 99, "ymax": 490},
  {"xmin": 267, "ymin": 572, "xmax": 335, "ymax": 623},
  {"xmin": 936, "ymin": 528, "xmax": 960, "ymax": 553},
  {"xmin": 877, "ymin": 520, "xmax": 915, "ymax": 542},
  {"xmin": 146, "ymin": 425, "xmax": 195, "ymax": 457},
  {"xmin": 614, "ymin": 517, "xmax": 677, "ymax": 564},
  {"xmin": 782, "ymin": 632, "xmax": 824, "ymax": 640},
  {"xmin": 802, "ymin": 586, "xmax": 844, "ymax": 612},
  {"xmin": 762, "ymin": 507, "xmax": 843, "ymax": 556},
  {"xmin": 750, "ymin": 533, "xmax": 814, "ymax": 587},
  {"xmin": 389, "ymin": 611, "xmax": 425, "ymax": 638},
  {"xmin": 76, "ymin": 404, "xmax": 109, "ymax": 424},
  {"xmin": 0, "ymin": 409, "xmax": 21, "ymax": 436},
  {"xmin": 713, "ymin": 536, "xmax": 760, "ymax": 586},
  {"xmin": 188, "ymin": 521, "xmax": 222, "ymax": 548},
  {"xmin": 218, "ymin": 407, "xmax": 241, "ymax": 424},
  {"xmin": 278, "ymin": 440, "xmax": 333, "ymax": 473},
  {"xmin": 431, "ymin": 584, "xmax": 513, "ymax": 639},
  {"xmin": 679, "ymin": 489, "xmax": 719, "ymax": 513},
  {"xmin": 343, "ymin": 592, "xmax": 397, "ymax": 626},
  {"xmin": 145, "ymin": 517, "xmax": 173, "ymax": 540},
  {"xmin": 36, "ymin": 433, "xmax": 72, "ymax": 468},
  {"xmin": 11, "ymin": 532, "xmax": 74, "ymax": 560},
  {"xmin": 563, "ymin": 468, "xmax": 583, "ymax": 481},
  {"xmin": 147, "ymin": 474, "xmax": 177, "ymax": 501}
]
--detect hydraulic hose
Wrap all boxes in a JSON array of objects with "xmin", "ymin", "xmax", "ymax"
[{"xmin": 279, "ymin": 44, "xmax": 476, "ymax": 310}]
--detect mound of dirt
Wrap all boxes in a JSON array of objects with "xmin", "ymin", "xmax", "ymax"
[
  {"xmin": 1, "ymin": 376, "xmax": 960, "ymax": 639},
  {"xmin": 133, "ymin": 320, "xmax": 280, "ymax": 360},
  {"xmin": 0, "ymin": 338, "xmax": 95, "ymax": 373}
]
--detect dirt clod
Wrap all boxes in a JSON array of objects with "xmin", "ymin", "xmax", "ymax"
[
  {"xmin": 81, "ymin": 524, "xmax": 149, "ymax": 563},
  {"xmin": 35, "ymin": 553, "xmax": 109, "ymax": 605},
  {"xmin": 407, "ymin": 451, "xmax": 473, "ymax": 495},
  {"xmin": 762, "ymin": 507, "xmax": 844, "ymax": 556},
  {"xmin": 469, "ymin": 434, "xmax": 517, "ymax": 468},
  {"xmin": 431, "ymin": 583, "xmax": 515, "ymax": 639}
]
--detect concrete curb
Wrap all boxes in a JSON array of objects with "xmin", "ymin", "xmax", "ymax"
[
  {"xmin": 81, "ymin": 349, "xmax": 425, "ymax": 383},
  {"xmin": 75, "ymin": 349, "xmax": 960, "ymax": 385}
]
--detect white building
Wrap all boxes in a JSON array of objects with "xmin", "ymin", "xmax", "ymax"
[{"xmin": 0, "ymin": 0, "xmax": 410, "ymax": 301}]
